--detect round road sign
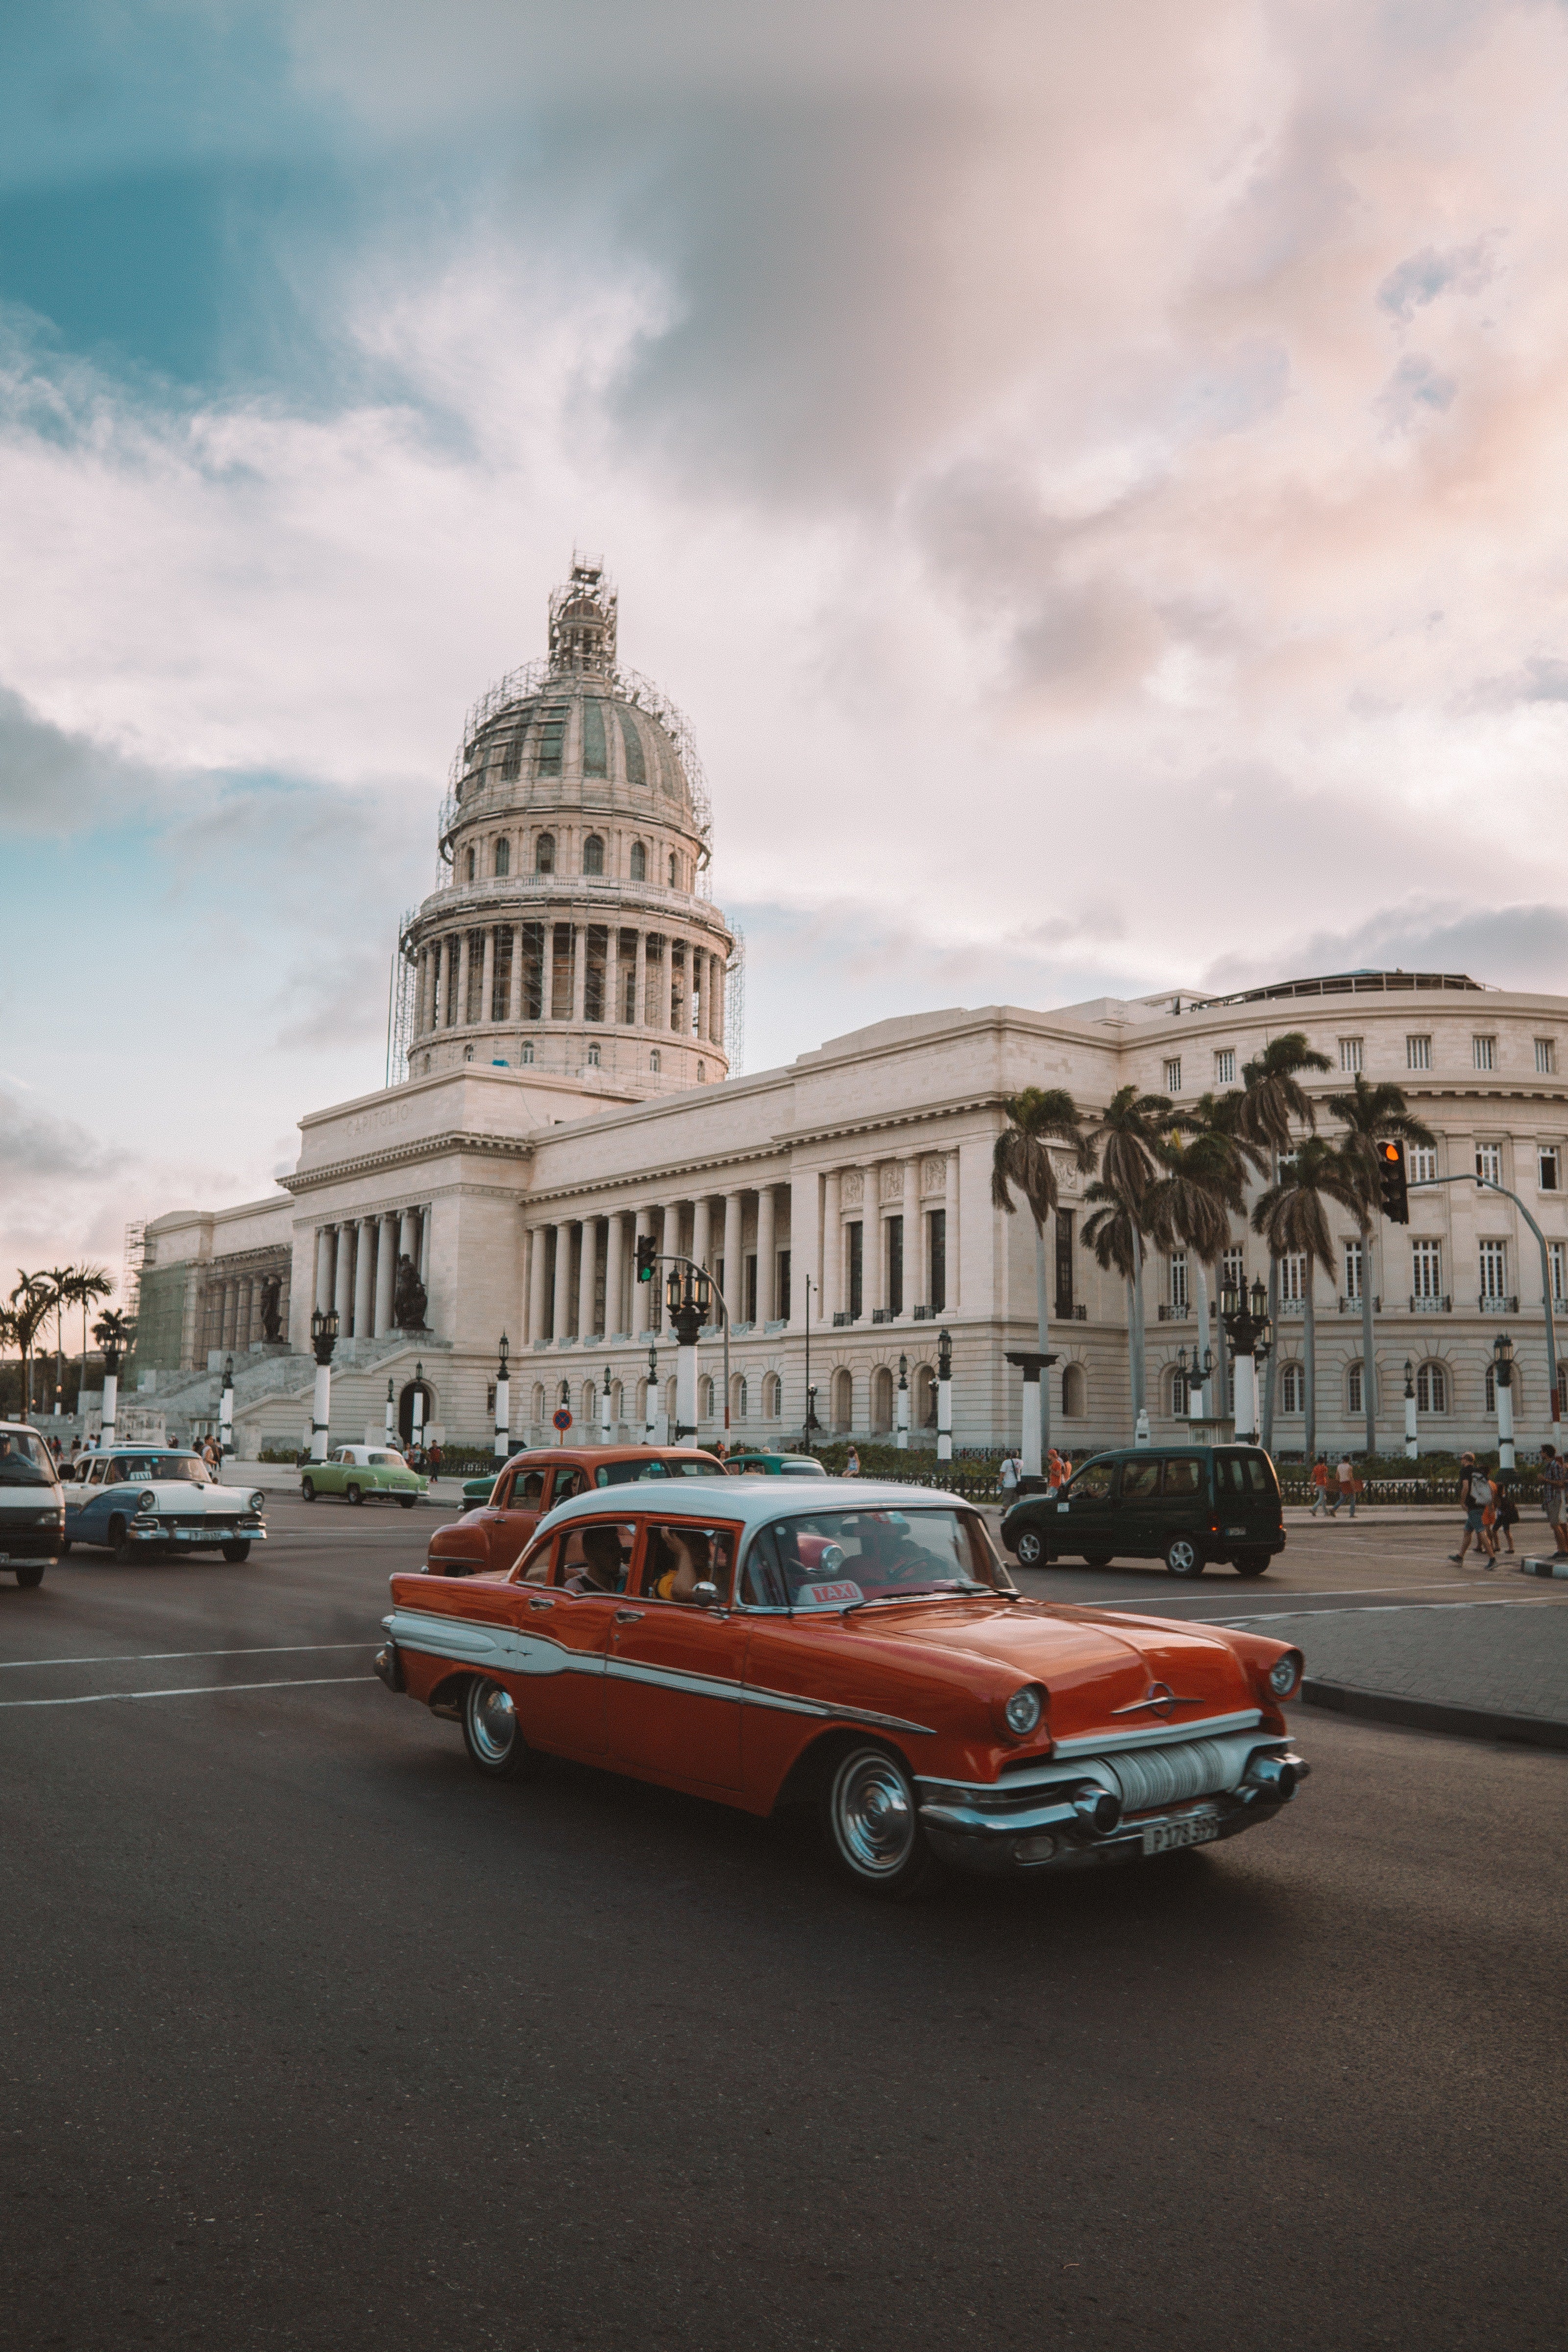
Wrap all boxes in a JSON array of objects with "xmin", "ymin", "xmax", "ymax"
[{"xmin": 552, "ymin": 1407, "xmax": 573, "ymax": 1432}]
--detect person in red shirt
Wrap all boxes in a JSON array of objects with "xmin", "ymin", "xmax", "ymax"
[{"xmin": 1310, "ymin": 1454, "xmax": 1331, "ymax": 1516}]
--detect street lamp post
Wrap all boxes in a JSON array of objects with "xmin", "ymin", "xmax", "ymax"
[
  {"xmin": 1220, "ymin": 1278, "xmax": 1272, "ymax": 1446},
  {"xmin": 1004, "ymin": 1349, "xmax": 1056, "ymax": 1483},
  {"xmin": 1404, "ymin": 1359, "xmax": 1418, "ymax": 1461},
  {"xmin": 1492, "ymin": 1332, "xmax": 1516, "ymax": 1470},
  {"xmin": 895, "ymin": 1354, "xmax": 909, "ymax": 1451},
  {"xmin": 1176, "ymin": 1343, "xmax": 1217, "ymax": 1444},
  {"xmin": 219, "ymin": 1355, "xmax": 235, "ymax": 1460},
  {"xmin": 385, "ymin": 1377, "xmax": 396, "ymax": 1446},
  {"xmin": 493, "ymin": 1333, "xmax": 511, "ymax": 1461},
  {"xmin": 665, "ymin": 1263, "xmax": 712, "ymax": 1441},
  {"xmin": 309, "ymin": 1309, "xmax": 339, "ymax": 1462},
  {"xmin": 802, "ymin": 1275, "xmax": 814, "ymax": 1455},
  {"xmin": 411, "ymin": 1358, "xmax": 425, "ymax": 1456},
  {"xmin": 99, "ymin": 1327, "xmax": 125, "ymax": 1450},
  {"xmin": 644, "ymin": 1339, "xmax": 658, "ymax": 1442},
  {"xmin": 936, "ymin": 1328, "xmax": 953, "ymax": 1464},
  {"xmin": 600, "ymin": 1362, "xmax": 613, "ymax": 1443}
]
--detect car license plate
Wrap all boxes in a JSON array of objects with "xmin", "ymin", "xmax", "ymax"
[
  {"xmin": 1143, "ymin": 1815, "xmax": 1220, "ymax": 1856},
  {"xmin": 0, "ymin": 1552, "xmax": 8, "ymax": 1564}
]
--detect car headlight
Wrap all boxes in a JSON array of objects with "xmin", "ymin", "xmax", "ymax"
[
  {"xmin": 135, "ymin": 1490, "xmax": 157, "ymax": 1515},
  {"xmin": 35, "ymin": 1509, "xmax": 62, "ymax": 1526},
  {"xmin": 1004, "ymin": 1683, "xmax": 1044, "ymax": 1736},
  {"xmin": 249, "ymin": 1492, "xmax": 266, "ymax": 1514},
  {"xmin": 1268, "ymin": 1650, "xmax": 1303, "ymax": 1698}
]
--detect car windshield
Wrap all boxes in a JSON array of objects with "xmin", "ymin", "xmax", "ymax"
[
  {"xmin": 367, "ymin": 1452, "xmax": 403, "ymax": 1467},
  {"xmin": 0, "ymin": 1430, "xmax": 58, "ymax": 1487},
  {"xmin": 111, "ymin": 1454, "xmax": 210, "ymax": 1485},
  {"xmin": 745, "ymin": 1507, "xmax": 999, "ymax": 1609}
]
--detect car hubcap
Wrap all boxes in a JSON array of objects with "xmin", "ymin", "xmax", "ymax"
[
  {"xmin": 834, "ymin": 1752, "xmax": 915, "ymax": 1877},
  {"xmin": 1018, "ymin": 1532, "xmax": 1042, "ymax": 1565},
  {"xmin": 468, "ymin": 1679, "xmax": 515, "ymax": 1764}
]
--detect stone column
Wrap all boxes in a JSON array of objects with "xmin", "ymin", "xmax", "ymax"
[
  {"xmin": 605, "ymin": 930, "xmax": 620, "ymax": 1032},
  {"xmin": 527, "ymin": 1226, "xmax": 550, "ymax": 1344},
  {"xmin": 480, "ymin": 926, "xmax": 496, "ymax": 1026},
  {"xmin": 634, "ymin": 932, "xmax": 648, "ymax": 1032},
  {"xmin": 944, "ymin": 1150, "xmax": 959, "ymax": 1311},
  {"xmin": 900, "ymin": 1158, "xmax": 917, "ymax": 1316},
  {"xmin": 657, "ymin": 940, "xmax": 673, "ymax": 1034},
  {"xmin": 333, "ymin": 1225, "xmax": 354, "ymax": 1327},
  {"xmin": 453, "ymin": 931, "xmax": 469, "ymax": 1029},
  {"xmin": 353, "ymin": 1217, "xmax": 375, "ymax": 1338},
  {"xmin": 632, "ymin": 1207, "xmax": 653, "ymax": 1336},
  {"xmin": 552, "ymin": 1220, "xmax": 573, "ymax": 1341},
  {"xmin": 418, "ymin": 1206, "xmax": 432, "ymax": 1285},
  {"xmin": 757, "ymin": 1185, "xmax": 777, "ymax": 1323},
  {"xmin": 722, "ymin": 1191, "xmax": 744, "ymax": 1320},
  {"xmin": 822, "ymin": 1172, "xmax": 841, "ymax": 1320},
  {"xmin": 374, "ymin": 1213, "xmax": 398, "ymax": 1335},
  {"xmin": 605, "ymin": 1212, "xmax": 626, "ymax": 1338},
  {"xmin": 692, "ymin": 1196, "xmax": 712, "ymax": 1277},
  {"xmin": 578, "ymin": 1217, "xmax": 599, "ymax": 1338},
  {"xmin": 508, "ymin": 924, "xmax": 523, "ymax": 1022},
  {"xmin": 571, "ymin": 925, "xmax": 588, "ymax": 1026}
]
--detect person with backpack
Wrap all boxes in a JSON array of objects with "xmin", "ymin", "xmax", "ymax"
[
  {"xmin": 1450, "ymin": 1452, "xmax": 1496, "ymax": 1568},
  {"xmin": 999, "ymin": 1450, "xmax": 1021, "ymax": 1499}
]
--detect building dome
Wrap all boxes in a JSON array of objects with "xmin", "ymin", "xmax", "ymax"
[{"xmin": 394, "ymin": 558, "xmax": 734, "ymax": 1104}]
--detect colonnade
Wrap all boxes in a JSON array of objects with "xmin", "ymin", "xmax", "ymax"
[
  {"xmin": 311, "ymin": 1206, "xmax": 432, "ymax": 1342},
  {"xmin": 525, "ymin": 1184, "xmax": 789, "ymax": 1347},
  {"xmin": 412, "ymin": 919, "xmax": 726, "ymax": 1047},
  {"xmin": 819, "ymin": 1151, "xmax": 958, "ymax": 1324},
  {"xmin": 203, "ymin": 1266, "xmax": 291, "ymax": 1357}
]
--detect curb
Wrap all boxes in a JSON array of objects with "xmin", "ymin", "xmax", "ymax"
[
  {"xmin": 1519, "ymin": 1556, "xmax": 1568, "ymax": 1579},
  {"xmin": 1302, "ymin": 1676, "xmax": 1568, "ymax": 1753}
]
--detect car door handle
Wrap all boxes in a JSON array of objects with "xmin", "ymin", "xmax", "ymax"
[
  {"xmin": 528, "ymin": 1595, "xmax": 555, "ymax": 1611},
  {"xmin": 613, "ymin": 1609, "xmax": 644, "ymax": 1624}
]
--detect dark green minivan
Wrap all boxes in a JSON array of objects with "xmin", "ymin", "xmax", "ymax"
[{"xmin": 1000, "ymin": 1446, "xmax": 1286, "ymax": 1579}]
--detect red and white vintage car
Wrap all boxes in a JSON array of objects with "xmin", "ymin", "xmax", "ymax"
[{"xmin": 374, "ymin": 1477, "xmax": 1309, "ymax": 1895}]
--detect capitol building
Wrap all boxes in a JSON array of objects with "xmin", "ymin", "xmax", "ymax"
[{"xmin": 134, "ymin": 561, "xmax": 1568, "ymax": 1462}]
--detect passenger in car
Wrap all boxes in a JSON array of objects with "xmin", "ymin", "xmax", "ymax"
[
  {"xmin": 647, "ymin": 1526, "xmax": 709, "ymax": 1602},
  {"xmin": 564, "ymin": 1524, "xmax": 629, "ymax": 1594}
]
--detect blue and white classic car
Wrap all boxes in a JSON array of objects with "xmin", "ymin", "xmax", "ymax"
[{"xmin": 62, "ymin": 1448, "xmax": 267, "ymax": 1563}]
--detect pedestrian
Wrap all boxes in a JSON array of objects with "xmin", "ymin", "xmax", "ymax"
[
  {"xmin": 1493, "ymin": 1469, "xmax": 1519, "ymax": 1556},
  {"xmin": 999, "ymin": 1449, "xmax": 1021, "ymax": 1499},
  {"xmin": 427, "ymin": 1440, "xmax": 443, "ymax": 1483},
  {"xmin": 1542, "ymin": 1442, "xmax": 1568, "ymax": 1557},
  {"xmin": 845, "ymin": 1444, "xmax": 860, "ymax": 1478},
  {"xmin": 1335, "ymin": 1454, "xmax": 1359, "ymax": 1519},
  {"xmin": 1046, "ymin": 1446, "xmax": 1065, "ymax": 1494},
  {"xmin": 1449, "ymin": 1452, "xmax": 1496, "ymax": 1568},
  {"xmin": 1310, "ymin": 1453, "xmax": 1331, "ymax": 1516}
]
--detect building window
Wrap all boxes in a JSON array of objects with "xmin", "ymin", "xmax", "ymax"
[
  {"xmin": 847, "ymin": 1222, "xmax": 864, "ymax": 1321},
  {"xmin": 500, "ymin": 729, "xmax": 523, "ymax": 781},
  {"xmin": 1348, "ymin": 1362, "xmax": 1368, "ymax": 1415},
  {"xmin": 1411, "ymin": 1240, "xmax": 1443, "ymax": 1300},
  {"xmin": 491, "ymin": 926, "xmax": 513, "ymax": 1021},
  {"xmin": 1475, "ymin": 1142, "xmax": 1502, "ymax": 1184},
  {"xmin": 1473, "ymin": 1035, "xmax": 1496, "ymax": 1071},
  {"xmin": 1062, "ymin": 1362, "xmax": 1086, "ymax": 1418},
  {"xmin": 618, "ymin": 705, "xmax": 647, "ymax": 788},
  {"xmin": 778, "ymin": 1250, "xmax": 791, "ymax": 1320},
  {"xmin": 1221, "ymin": 1246, "xmax": 1244, "ymax": 1298},
  {"xmin": 1535, "ymin": 1037, "xmax": 1556, "ymax": 1075},
  {"xmin": 587, "ymin": 1043, "xmax": 600, "ymax": 1067},
  {"xmin": 584, "ymin": 924, "xmax": 607, "ymax": 1022},
  {"xmin": 465, "ymin": 846, "xmax": 476, "ymax": 882},
  {"xmin": 582, "ymin": 698, "xmax": 608, "ymax": 778},
  {"xmin": 520, "ymin": 1043, "xmax": 534, "ymax": 1065},
  {"xmin": 1215, "ymin": 1049, "xmax": 1235, "ymax": 1086},
  {"xmin": 536, "ymin": 702, "xmax": 567, "ymax": 777},
  {"xmin": 583, "ymin": 834, "xmax": 604, "ymax": 876},
  {"xmin": 1408, "ymin": 1145, "xmax": 1438, "ymax": 1183},
  {"xmin": 1406, "ymin": 1034, "xmax": 1431, "ymax": 1071},
  {"xmin": 831, "ymin": 1368, "xmax": 853, "ymax": 1431},
  {"xmin": 762, "ymin": 1372, "xmax": 782, "ymax": 1419},
  {"xmin": 696, "ymin": 1060, "xmax": 705, "ymax": 1083},
  {"xmin": 520, "ymin": 921, "xmax": 545, "ymax": 1020},
  {"xmin": 1479, "ymin": 1240, "xmax": 1508, "ymax": 1301},
  {"xmin": 887, "ymin": 1215, "xmax": 904, "ymax": 1318},
  {"xmin": 733, "ymin": 1375, "xmax": 748, "ymax": 1422},
  {"xmin": 550, "ymin": 923, "xmax": 573, "ymax": 1020},
  {"xmin": 1169, "ymin": 1251, "xmax": 1188, "ymax": 1311},
  {"xmin": 1551, "ymin": 1242, "xmax": 1566, "ymax": 1305},
  {"xmin": 1279, "ymin": 1363, "xmax": 1304, "ymax": 1413},
  {"xmin": 1279, "ymin": 1251, "xmax": 1306, "ymax": 1303},
  {"xmin": 1416, "ymin": 1362, "xmax": 1447, "ymax": 1414},
  {"xmin": 630, "ymin": 839, "xmax": 647, "ymax": 881},
  {"xmin": 668, "ymin": 852, "xmax": 679, "ymax": 888},
  {"xmin": 929, "ymin": 1208, "xmax": 947, "ymax": 1314},
  {"xmin": 535, "ymin": 833, "xmax": 555, "ymax": 875},
  {"xmin": 669, "ymin": 940, "xmax": 686, "ymax": 1034},
  {"xmin": 494, "ymin": 837, "xmax": 510, "ymax": 877},
  {"xmin": 1540, "ymin": 1148, "xmax": 1560, "ymax": 1192},
  {"xmin": 1169, "ymin": 1368, "xmax": 1189, "ymax": 1416},
  {"xmin": 649, "ymin": 1050, "xmax": 661, "ymax": 1074},
  {"xmin": 1344, "ymin": 1241, "xmax": 1363, "ymax": 1302},
  {"xmin": 1338, "ymin": 1037, "xmax": 1363, "ymax": 1074},
  {"xmin": 1164, "ymin": 1057, "xmax": 1181, "ymax": 1094},
  {"xmin": 644, "ymin": 933, "xmax": 664, "ymax": 1025}
]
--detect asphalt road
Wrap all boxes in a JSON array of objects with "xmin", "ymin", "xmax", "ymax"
[{"xmin": 2, "ymin": 1497, "xmax": 1563, "ymax": 2352}]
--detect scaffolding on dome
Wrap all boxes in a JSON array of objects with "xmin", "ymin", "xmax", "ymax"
[
  {"xmin": 725, "ymin": 923, "xmax": 746, "ymax": 1076},
  {"xmin": 386, "ymin": 912, "xmax": 417, "ymax": 1085},
  {"xmin": 121, "ymin": 1221, "xmax": 147, "ymax": 1321}
]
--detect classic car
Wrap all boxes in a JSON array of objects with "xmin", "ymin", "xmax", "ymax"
[
  {"xmin": 61, "ymin": 1448, "xmax": 267, "ymax": 1563},
  {"xmin": 301, "ymin": 1446, "xmax": 429, "ymax": 1507},
  {"xmin": 427, "ymin": 1444, "xmax": 725, "ymax": 1578},
  {"xmin": 375, "ymin": 1476, "xmax": 1309, "ymax": 1896},
  {"xmin": 0, "ymin": 1421, "xmax": 64, "ymax": 1585},
  {"xmin": 725, "ymin": 1450, "xmax": 828, "ymax": 1478},
  {"xmin": 1002, "ymin": 1445, "xmax": 1287, "ymax": 1578}
]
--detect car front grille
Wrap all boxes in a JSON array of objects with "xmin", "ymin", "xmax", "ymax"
[{"xmin": 1105, "ymin": 1737, "xmax": 1238, "ymax": 1815}]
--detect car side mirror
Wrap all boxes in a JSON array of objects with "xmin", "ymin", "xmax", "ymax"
[{"xmin": 692, "ymin": 1580, "xmax": 721, "ymax": 1610}]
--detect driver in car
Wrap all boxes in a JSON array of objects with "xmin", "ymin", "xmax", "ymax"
[{"xmin": 565, "ymin": 1524, "xmax": 628, "ymax": 1594}]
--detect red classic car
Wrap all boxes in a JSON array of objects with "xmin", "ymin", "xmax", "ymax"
[
  {"xmin": 376, "ymin": 1477, "xmax": 1309, "ymax": 1896},
  {"xmin": 425, "ymin": 1444, "xmax": 726, "ymax": 1578}
]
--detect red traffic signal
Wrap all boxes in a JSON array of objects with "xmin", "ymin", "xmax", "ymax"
[{"xmin": 1377, "ymin": 1140, "xmax": 1409, "ymax": 1225}]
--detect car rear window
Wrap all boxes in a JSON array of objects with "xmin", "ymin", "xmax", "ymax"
[{"xmin": 1218, "ymin": 1453, "xmax": 1279, "ymax": 1496}]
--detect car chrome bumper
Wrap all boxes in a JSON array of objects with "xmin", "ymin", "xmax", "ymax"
[
  {"xmin": 122, "ymin": 1519, "xmax": 267, "ymax": 1544},
  {"xmin": 917, "ymin": 1739, "xmax": 1310, "ymax": 1875}
]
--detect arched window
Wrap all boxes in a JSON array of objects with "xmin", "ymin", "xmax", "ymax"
[
  {"xmin": 635, "ymin": 1378, "xmax": 649, "ymax": 1426},
  {"xmin": 583, "ymin": 834, "xmax": 604, "ymax": 876},
  {"xmin": 732, "ymin": 1374, "xmax": 748, "ymax": 1421},
  {"xmin": 530, "ymin": 1383, "xmax": 545, "ymax": 1427},
  {"xmin": 1169, "ymin": 1368, "xmax": 1189, "ymax": 1416},
  {"xmin": 1279, "ymin": 1363, "xmax": 1305, "ymax": 1413},
  {"xmin": 831, "ymin": 1368, "xmax": 854, "ymax": 1430},
  {"xmin": 762, "ymin": 1372, "xmax": 782, "ymax": 1420},
  {"xmin": 465, "ymin": 846, "xmax": 476, "ymax": 882},
  {"xmin": 698, "ymin": 1375, "xmax": 715, "ymax": 1420},
  {"xmin": 1348, "ymin": 1362, "xmax": 1377, "ymax": 1415},
  {"xmin": 1062, "ymin": 1364, "xmax": 1087, "ymax": 1419},
  {"xmin": 914, "ymin": 1363, "xmax": 936, "ymax": 1430},
  {"xmin": 871, "ymin": 1366, "xmax": 893, "ymax": 1434},
  {"xmin": 1416, "ymin": 1361, "xmax": 1447, "ymax": 1414},
  {"xmin": 630, "ymin": 839, "xmax": 647, "ymax": 881},
  {"xmin": 493, "ymin": 837, "xmax": 510, "ymax": 877},
  {"xmin": 649, "ymin": 1050, "xmax": 661, "ymax": 1074},
  {"xmin": 611, "ymin": 1381, "xmax": 623, "ymax": 1425},
  {"xmin": 583, "ymin": 1381, "xmax": 597, "ymax": 1427},
  {"xmin": 536, "ymin": 833, "xmax": 555, "ymax": 875},
  {"xmin": 668, "ymin": 852, "xmax": 679, "ymax": 888},
  {"xmin": 697, "ymin": 1060, "xmax": 705, "ymax": 1083},
  {"xmin": 664, "ymin": 1376, "xmax": 679, "ymax": 1424}
]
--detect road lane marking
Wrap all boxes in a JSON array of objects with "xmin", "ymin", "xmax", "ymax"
[
  {"xmin": 0, "ymin": 1643, "xmax": 374, "ymax": 1671},
  {"xmin": 0, "ymin": 1675, "xmax": 378, "ymax": 1710}
]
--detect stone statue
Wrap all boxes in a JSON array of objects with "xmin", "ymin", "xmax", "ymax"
[
  {"xmin": 259, "ymin": 1276, "xmax": 283, "ymax": 1342},
  {"xmin": 393, "ymin": 1252, "xmax": 428, "ymax": 1332}
]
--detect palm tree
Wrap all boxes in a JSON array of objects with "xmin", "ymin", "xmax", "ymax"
[
  {"xmin": 7, "ymin": 1274, "xmax": 56, "ymax": 1419},
  {"xmin": 1085, "ymin": 1087, "xmax": 1190, "ymax": 1426},
  {"xmin": 39, "ymin": 1265, "xmax": 75, "ymax": 1415},
  {"xmin": 991, "ymin": 1089, "xmax": 1096, "ymax": 1457},
  {"xmin": 61, "ymin": 1265, "xmax": 113, "ymax": 1409},
  {"xmin": 1145, "ymin": 1116, "xmax": 1250, "ymax": 1420},
  {"xmin": 1251, "ymin": 1139, "xmax": 1366, "ymax": 1459},
  {"xmin": 1239, "ymin": 1034, "xmax": 1332, "ymax": 1448},
  {"xmin": 1326, "ymin": 1074, "xmax": 1436, "ymax": 1458}
]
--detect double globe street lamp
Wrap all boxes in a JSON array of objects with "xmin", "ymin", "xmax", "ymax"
[
  {"xmin": 1219, "ymin": 1277, "xmax": 1272, "ymax": 1445},
  {"xmin": 309, "ymin": 1307, "xmax": 339, "ymax": 1462}
]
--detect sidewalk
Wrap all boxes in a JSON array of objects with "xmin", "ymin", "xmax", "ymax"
[{"xmin": 1234, "ymin": 1598, "xmax": 1568, "ymax": 1752}]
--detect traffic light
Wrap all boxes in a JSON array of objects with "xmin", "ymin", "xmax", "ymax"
[
  {"xmin": 635, "ymin": 1234, "xmax": 656, "ymax": 1283},
  {"xmin": 1377, "ymin": 1139, "xmax": 1409, "ymax": 1225}
]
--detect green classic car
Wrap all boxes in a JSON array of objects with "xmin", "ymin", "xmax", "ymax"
[{"xmin": 302, "ymin": 1446, "xmax": 429, "ymax": 1508}]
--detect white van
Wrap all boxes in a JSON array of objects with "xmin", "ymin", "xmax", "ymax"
[{"xmin": 0, "ymin": 1423, "xmax": 66, "ymax": 1586}]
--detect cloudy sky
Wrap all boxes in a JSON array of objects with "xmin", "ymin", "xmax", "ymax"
[{"xmin": 3, "ymin": 0, "xmax": 1568, "ymax": 1297}]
